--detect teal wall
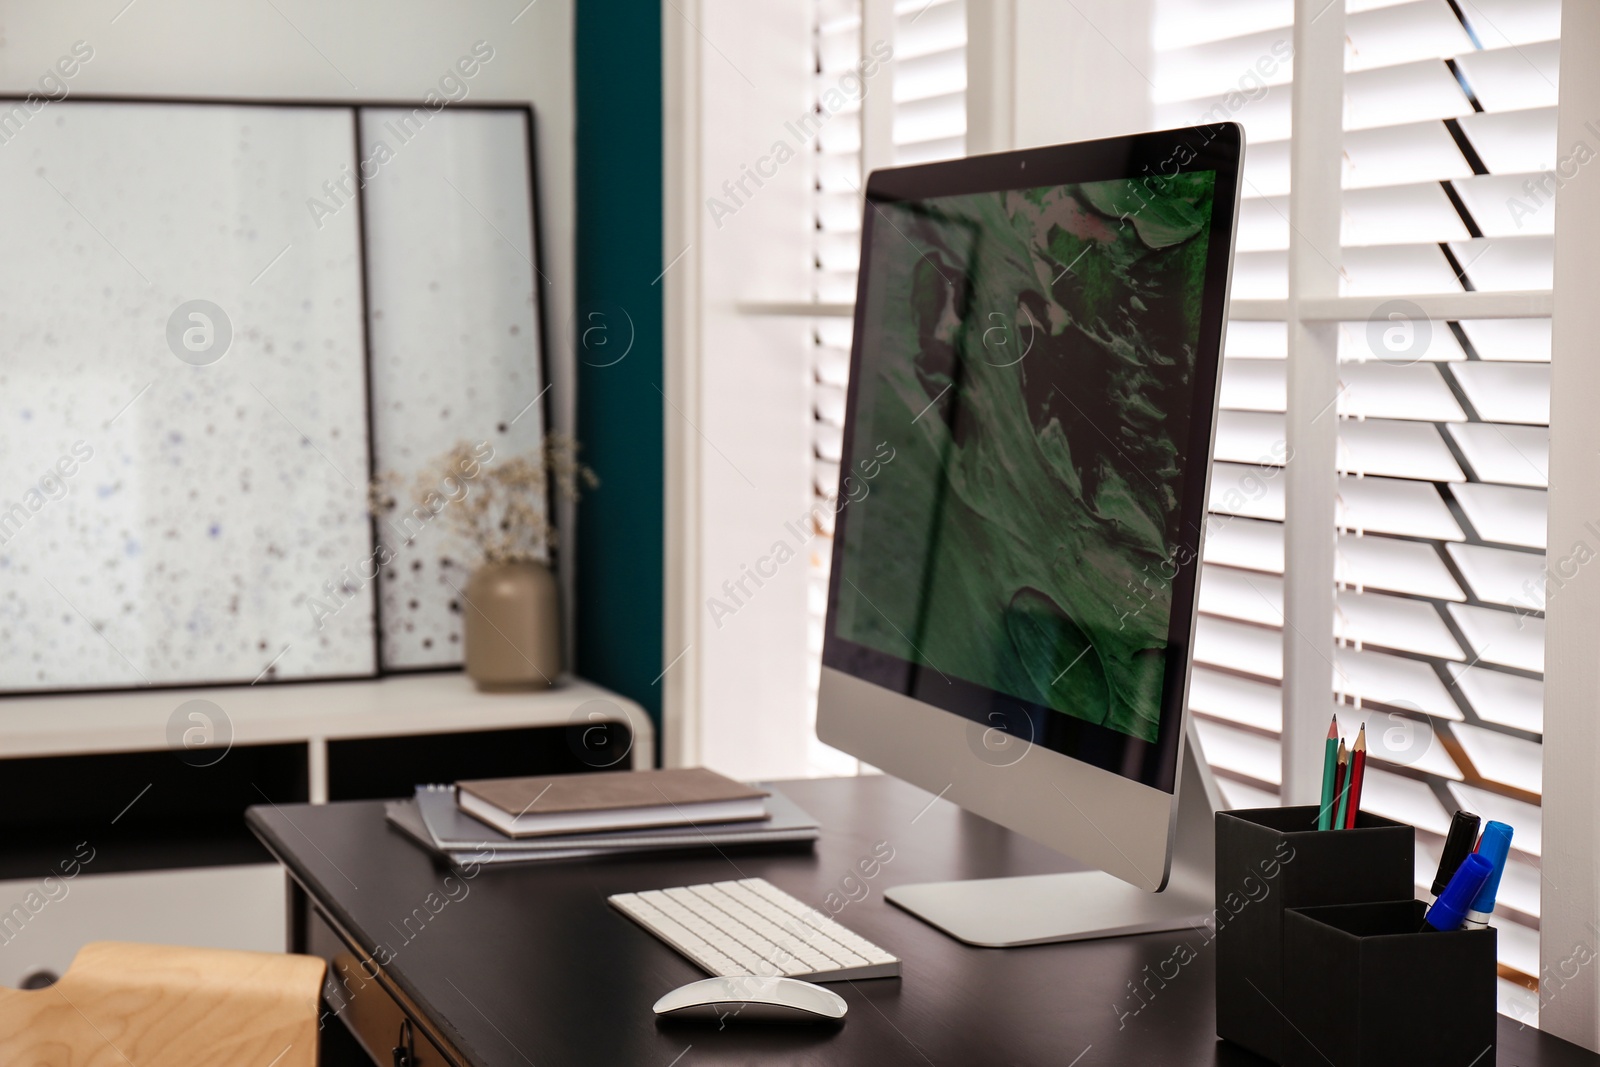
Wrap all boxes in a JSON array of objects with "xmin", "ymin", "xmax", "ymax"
[{"xmin": 574, "ymin": 0, "xmax": 664, "ymax": 742}]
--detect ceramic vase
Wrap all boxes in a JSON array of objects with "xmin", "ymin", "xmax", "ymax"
[{"xmin": 462, "ymin": 560, "xmax": 560, "ymax": 691}]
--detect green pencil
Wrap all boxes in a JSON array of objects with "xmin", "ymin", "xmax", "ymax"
[
  {"xmin": 1332, "ymin": 739, "xmax": 1352, "ymax": 831},
  {"xmin": 1318, "ymin": 715, "xmax": 1339, "ymax": 830}
]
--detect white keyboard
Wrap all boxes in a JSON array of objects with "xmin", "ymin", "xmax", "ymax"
[{"xmin": 609, "ymin": 877, "xmax": 900, "ymax": 982}]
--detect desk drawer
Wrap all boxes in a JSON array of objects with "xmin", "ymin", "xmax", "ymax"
[{"xmin": 308, "ymin": 906, "xmax": 464, "ymax": 1067}]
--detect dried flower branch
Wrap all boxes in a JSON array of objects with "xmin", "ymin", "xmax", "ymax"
[{"xmin": 370, "ymin": 434, "xmax": 598, "ymax": 567}]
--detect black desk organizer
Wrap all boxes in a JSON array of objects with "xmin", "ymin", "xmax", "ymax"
[
  {"xmin": 1215, "ymin": 807, "xmax": 1499, "ymax": 1066},
  {"xmin": 1281, "ymin": 900, "xmax": 1497, "ymax": 1067}
]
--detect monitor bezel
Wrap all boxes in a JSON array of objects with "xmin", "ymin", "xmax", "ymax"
[{"xmin": 821, "ymin": 123, "xmax": 1243, "ymax": 796}]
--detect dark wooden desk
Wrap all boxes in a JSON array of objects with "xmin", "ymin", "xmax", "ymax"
[{"xmin": 248, "ymin": 776, "xmax": 1597, "ymax": 1066}]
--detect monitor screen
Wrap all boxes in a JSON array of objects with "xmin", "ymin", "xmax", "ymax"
[{"xmin": 824, "ymin": 146, "xmax": 1234, "ymax": 791}]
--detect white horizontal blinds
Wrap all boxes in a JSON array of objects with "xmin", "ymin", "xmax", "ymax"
[
  {"xmin": 805, "ymin": 0, "xmax": 967, "ymax": 775},
  {"xmin": 1153, "ymin": 1, "xmax": 1296, "ymax": 803},
  {"xmin": 1332, "ymin": 0, "xmax": 1555, "ymax": 991},
  {"xmin": 809, "ymin": 0, "xmax": 865, "ymax": 776},
  {"xmin": 891, "ymin": 0, "xmax": 967, "ymax": 164}
]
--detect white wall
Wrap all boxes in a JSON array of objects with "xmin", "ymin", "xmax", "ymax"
[{"xmin": 0, "ymin": 0, "xmax": 579, "ymax": 623}]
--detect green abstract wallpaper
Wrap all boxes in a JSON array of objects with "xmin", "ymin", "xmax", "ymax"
[{"xmin": 835, "ymin": 174, "xmax": 1216, "ymax": 743}]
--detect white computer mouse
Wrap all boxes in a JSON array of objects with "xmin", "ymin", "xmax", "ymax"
[{"xmin": 652, "ymin": 975, "xmax": 848, "ymax": 1023}]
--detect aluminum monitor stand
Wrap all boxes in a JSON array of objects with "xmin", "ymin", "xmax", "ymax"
[{"xmin": 885, "ymin": 723, "xmax": 1220, "ymax": 947}]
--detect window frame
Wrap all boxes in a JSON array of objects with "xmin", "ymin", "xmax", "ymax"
[{"xmin": 664, "ymin": 0, "xmax": 1600, "ymax": 1037}]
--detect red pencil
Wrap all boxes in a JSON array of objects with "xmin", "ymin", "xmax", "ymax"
[{"xmin": 1344, "ymin": 724, "xmax": 1367, "ymax": 829}]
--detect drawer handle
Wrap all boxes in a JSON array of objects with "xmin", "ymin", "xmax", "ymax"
[{"xmin": 392, "ymin": 1018, "xmax": 416, "ymax": 1067}]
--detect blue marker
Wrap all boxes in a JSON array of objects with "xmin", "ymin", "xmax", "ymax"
[
  {"xmin": 1464, "ymin": 821, "xmax": 1514, "ymax": 930},
  {"xmin": 1424, "ymin": 852, "xmax": 1494, "ymax": 932}
]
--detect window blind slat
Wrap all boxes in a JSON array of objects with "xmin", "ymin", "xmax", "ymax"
[
  {"xmin": 1203, "ymin": 516, "xmax": 1286, "ymax": 573},
  {"xmin": 1452, "ymin": 362, "xmax": 1551, "ymax": 425},
  {"xmin": 1451, "ymin": 663, "xmax": 1545, "ymax": 733},
  {"xmin": 1340, "ymin": 316, "xmax": 1466, "ymax": 363},
  {"xmin": 1454, "ymin": 721, "xmax": 1543, "ymax": 794},
  {"xmin": 1453, "ymin": 482, "xmax": 1548, "ymax": 549},
  {"xmin": 1343, "ymin": 121, "xmax": 1475, "ymax": 188},
  {"xmin": 1154, "ymin": 0, "xmax": 1291, "ymax": 50},
  {"xmin": 1446, "ymin": 542, "xmax": 1545, "ymax": 608},
  {"xmin": 1337, "ymin": 419, "xmax": 1463, "ymax": 482},
  {"xmin": 1238, "ymin": 196, "xmax": 1290, "ymax": 253},
  {"xmin": 1210, "ymin": 463, "xmax": 1288, "ymax": 521},
  {"xmin": 1338, "ymin": 533, "xmax": 1466, "ymax": 600},
  {"xmin": 1199, "ymin": 565, "xmax": 1285, "ymax": 626},
  {"xmin": 1453, "ymin": 41, "xmax": 1560, "ymax": 111},
  {"xmin": 1364, "ymin": 767, "xmax": 1454, "ymax": 835},
  {"xmin": 1457, "ymin": 0, "xmax": 1560, "ymax": 46},
  {"xmin": 1339, "ymin": 363, "xmax": 1466, "ymax": 422},
  {"xmin": 1336, "ymin": 476, "xmax": 1464, "ymax": 541},
  {"xmin": 1339, "ymin": 707, "xmax": 1465, "ymax": 779},
  {"xmin": 1336, "ymin": 646, "xmax": 1464, "ymax": 720},
  {"xmin": 1445, "ymin": 236, "xmax": 1555, "ymax": 291},
  {"xmin": 1343, "ymin": 183, "xmax": 1472, "ymax": 246},
  {"xmin": 1457, "ymin": 107, "xmax": 1559, "ymax": 173},
  {"xmin": 1339, "ymin": 243, "xmax": 1461, "ymax": 294},
  {"xmin": 894, "ymin": 90, "xmax": 967, "ymax": 150},
  {"xmin": 1449, "ymin": 602, "xmax": 1546, "ymax": 672},
  {"xmin": 1452, "ymin": 175, "xmax": 1559, "ymax": 238},
  {"xmin": 1155, "ymin": 92, "xmax": 1293, "ymax": 146},
  {"xmin": 1194, "ymin": 717, "xmax": 1283, "ymax": 785},
  {"xmin": 1345, "ymin": 1, "xmax": 1476, "ymax": 73},
  {"xmin": 895, "ymin": 47, "xmax": 966, "ymax": 104},
  {"xmin": 1337, "ymin": 589, "xmax": 1464, "ymax": 658},
  {"xmin": 1447, "ymin": 422, "xmax": 1549, "ymax": 487},
  {"xmin": 1191, "ymin": 667, "xmax": 1284, "ymax": 731},
  {"xmin": 1241, "ymin": 138, "xmax": 1292, "ymax": 196},
  {"xmin": 1345, "ymin": 60, "xmax": 1471, "ymax": 130},
  {"xmin": 1154, "ymin": 28, "xmax": 1294, "ymax": 102},
  {"xmin": 1220, "ymin": 359, "xmax": 1287, "ymax": 412},
  {"xmin": 1231, "ymin": 250, "xmax": 1290, "ymax": 299},
  {"xmin": 1194, "ymin": 616, "xmax": 1284, "ymax": 680},
  {"xmin": 893, "ymin": 0, "xmax": 964, "ymax": 59},
  {"xmin": 1215, "ymin": 411, "xmax": 1287, "ymax": 465},
  {"xmin": 1226, "ymin": 320, "xmax": 1289, "ymax": 360},
  {"xmin": 1458, "ymin": 318, "xmax": 1552, "ymax": 362}
]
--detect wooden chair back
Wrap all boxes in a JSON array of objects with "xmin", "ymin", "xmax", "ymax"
[{"xmin": 0, "ymin": 940, "xmax": 325, "ymax": 1066}]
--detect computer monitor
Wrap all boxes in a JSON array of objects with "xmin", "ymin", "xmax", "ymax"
[{"xmin": 816, "ymin": 124, "xmax": 1243, "ymax": 946}]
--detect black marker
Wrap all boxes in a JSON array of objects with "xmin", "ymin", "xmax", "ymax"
[{"xmin": 1431, "ymin": 810, "xmax": 1480, "ymax": 900}]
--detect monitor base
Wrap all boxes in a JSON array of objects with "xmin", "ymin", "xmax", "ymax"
[
  {"xmin": 885, "ymin": 871, "xmax": 1212, "ymax": 947},
  {"xmin": 885, "ymin": 721, "xmax": 1221, "ymax": 947}
]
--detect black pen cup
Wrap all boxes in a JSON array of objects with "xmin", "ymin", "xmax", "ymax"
[
  {"xmin": 1281, "ymin": 900, "xmax": 1496, "ymax": 1067},
  {"xmin": 1214, "ymin": 806, "xmax": 1415, "ymax": 1064}
]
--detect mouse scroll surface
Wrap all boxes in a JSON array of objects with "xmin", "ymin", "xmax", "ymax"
[{"xmin": 653, "ymin": 976, "xmax": 848, "ymax": 1023}]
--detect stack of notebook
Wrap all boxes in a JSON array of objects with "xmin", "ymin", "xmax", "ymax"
[{"xmin": 386, "ymin": 766, "xmax": 820, "ymax": 865}]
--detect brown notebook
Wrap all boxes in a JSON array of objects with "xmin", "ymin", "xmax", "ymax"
[{"xmin": 455, "ymin": 767, "xmax": 771, "ymax": 839}]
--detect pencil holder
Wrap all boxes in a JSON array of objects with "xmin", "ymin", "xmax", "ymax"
[
  {"xmin": 1281, "ymin": 900, "xmax": 1496, "ymax": 1067},
  {"xmin": 1213, "ymin": 806, "xmax": 1414, "ymax": 1064}
]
